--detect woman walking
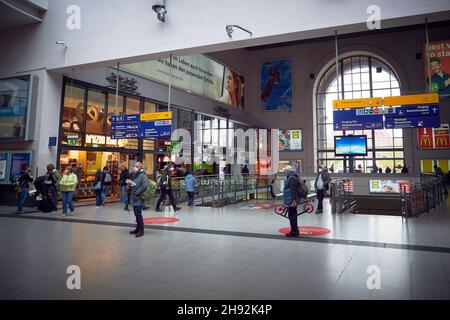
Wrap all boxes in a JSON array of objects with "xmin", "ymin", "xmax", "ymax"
[{"xmin": 59, "ymin": 167, "xmax": 78, "ymax": 217}]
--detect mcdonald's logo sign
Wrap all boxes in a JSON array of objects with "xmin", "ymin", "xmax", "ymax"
[
  {"xmin": 435, "ymin": 136, "xmax": 450, "ymax": 148},
  {"xmin": 419, "ymin": 136, "xmax": 433, "ymax": 148}
]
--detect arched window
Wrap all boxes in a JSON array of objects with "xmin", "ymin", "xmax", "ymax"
[{"xmin": 316, "ymin": 55, "xmax": 404, "ymax": 173}]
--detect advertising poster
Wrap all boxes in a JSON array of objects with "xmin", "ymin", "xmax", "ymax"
[
  {"xmin": 0, "ymin": 152, "xmax": 8, "ymax": 181},
  {"xmin": 260, "ymin": 59, "xmax": 293, "ymax": 111},
  {"xmin": 0, "ymin": 76, "xmax": 30, "ymax": 140},
  {"xmin": 425, "ymin": 40, "xmax": 450, "ymax": 100},
  {"xmin": 122, "ymin": 54, "xmax": 245, "ymax": 109},
  {"xmin": 417, "ymin": 123, "xmax": 450, "ymax": 149},
  {"xmin": 370, "ymin": 180, "xmax": 411, "ymax": 194},
  {"xmin": 9, "ymin": 152, "xmax": 31, "ymax": 183},
  {"xmin": 279, "ymin": 129, "xmax": 302, "ymax": 152}
]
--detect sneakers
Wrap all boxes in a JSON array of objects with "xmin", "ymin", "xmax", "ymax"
[
  {"xmin": 68, "ymin": 211, "xmax": 74, "ymax": 216},
  {"xmin": 135, "ymin": 230, "xmax": 144, "ymax": 238},
  {"xmin": 285, "ymin": 232, "xmax": 299, "ymax": 238},
  {"xmin": 62, "ymin": 213, "xmax": 67, "ymax": 217},
  {"xmin": 101, "ymin": 197, "xmax": 107, "ymax": 206},
  {"xmin": 174, "ymin": 207, "xmax": 182, "ymax": 212},
  {"xmin": 16, "ymin": 210, "xmax": 25, "ymax": 215},
  {"xmin": 129, "ymin": 229, "xmax": 138, "ymax": 235}
]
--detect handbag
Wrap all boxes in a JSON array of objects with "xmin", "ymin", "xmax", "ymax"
[{"xmin": 93, "ymin": 181, "xmax": 101, "ymax": 191}]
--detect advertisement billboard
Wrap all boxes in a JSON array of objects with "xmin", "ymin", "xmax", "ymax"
[
  {"xmin": 425, "ymin": 40, "xmax": 450, "ymax": 100},
  {"xmin": 9, "ymin": 152, "xmax": 32, "ymax": 183},
  {"xmin": 370, "ymin": 180, "xmax": 411, "ymax": 194},
  {"xmin": 279, "ymin": 129, "xmax": 302, "ymax": 152},
  {"xmin": 122, "ymin": 54, "xmax": 244, "ymax": 109},
  {"xmin": 260, "ymin": 59, "xmax": 293, "ymax": 111}
]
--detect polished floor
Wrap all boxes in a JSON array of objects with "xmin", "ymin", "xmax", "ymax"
[{"xmin": 1, "ymin": 197, "xmax": 450, "ymax": 300}]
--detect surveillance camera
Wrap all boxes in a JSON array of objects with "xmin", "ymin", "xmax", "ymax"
[
  {"xmin": 152, "ymin": 4, "xmax": 167, "ymax": 22},
  {"xmin": 226, "ymin": 26, "xmax": 234, "ymax": 38}
]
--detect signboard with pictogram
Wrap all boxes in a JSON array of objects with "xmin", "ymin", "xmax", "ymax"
[{"xmin": 417, "ymin": 123, "xmax": 450, "ymax": 149}]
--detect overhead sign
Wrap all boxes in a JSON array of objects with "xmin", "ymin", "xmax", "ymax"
[
  {"xmin": 333, "ymin": 97, "xmax": 382, "ymax": 109},
  {"xmin": 383, "ymin": 93, "xmax": 439, "ymax": 106},
  {"xmin": 110, "ymin": 112, "xmax": 173, "ymax": 139},
  {"xmin": 333, "ymin": 108, "xmax": 384, "ymax": 130},
  {"xmin": 418, "ymin": 124, "xmax": 450, "ymax": 149},
  {"xmin": 385, "ymin": 116, "xmax": 440, "ymax": 129},
  {"xmin": 384, "ymin": 104, "xmax": 439, "ymax": 118}
]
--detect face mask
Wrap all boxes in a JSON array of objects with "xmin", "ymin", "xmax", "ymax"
[{"xmin": 133, "ymin": 167, "xmax": 139, "ymax": 172}]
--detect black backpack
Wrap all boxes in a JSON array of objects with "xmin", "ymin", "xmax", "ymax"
[{"xmin": 297, "ymin": 177, "xmax": 309, "ymax": 198}]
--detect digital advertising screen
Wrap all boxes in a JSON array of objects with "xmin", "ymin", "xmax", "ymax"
[
  {"xmin": 370, "ymin": 180, "xmax": 411, "ymax": 194},
  {"xmin": 334, "ymin": 135, "xmax": 368, "ymax": 156},
  {"xmin": 279, "ymin": 129, "xmax": 303, "ymax": 152}
]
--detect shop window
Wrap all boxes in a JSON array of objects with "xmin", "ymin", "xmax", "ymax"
[
  {"xmin": 62, "ymin": 83, "xmax": 85, "ymax": 133},
  {"xmin": 86, "ymin": 89, "xmax": 106, "ymax": 134},
  {"xmin": 144, "ymin": 101, "xmax": 156, "ymax": 113},
  {"xmin": 126, "ymin": 97, "xmax": 141, "ymax": 114}
]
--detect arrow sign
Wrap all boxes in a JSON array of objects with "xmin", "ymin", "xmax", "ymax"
[
  {"xmin": 384, "ymin": 104, "xmax": 440, "ymax": 118},
  {"xmin": 385, "ymin": 116, "xmax": 441, "ymax": 129}
]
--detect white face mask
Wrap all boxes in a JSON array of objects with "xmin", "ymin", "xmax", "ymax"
[{"xmin": 133, "ymin": 167, "xmax": 139, "ymax": 172}]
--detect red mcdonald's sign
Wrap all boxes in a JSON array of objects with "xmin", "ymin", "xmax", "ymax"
[{"xmin": 418, "ymin": 124, "xmax": 450, "ymax": 149}]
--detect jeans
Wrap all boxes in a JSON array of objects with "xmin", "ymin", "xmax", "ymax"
[
  {"xmin": 18, "ymin": 188, "xmax": 28, "ymax": 212},
  {"xmin": 61, "ymin": 191, "xmax": 74, "ymax": 214},
  {"xmin": 95, "ymin": 190, "xmax": 102, "ymax": 207},
  {"xmin": 317, "ymin": 189, "xmax": 325, "ymax": 211},
  {"xmin": 288, "ymin": 205, "xmax": 299, "ymax": 236},
  {"xmin": 101, "ymin": 185, "xmax": 109, "ymax": 203},
  {"xmin": 133, "ymin": 205, "xmax": 144, "ymax": 231},
  {"xmin": 187, "ymin": 191, "xmax": 194, "ymax": 206},
  {"xmin": 120, "ymin": 185, "xmax": 129, "ymax": 208}
]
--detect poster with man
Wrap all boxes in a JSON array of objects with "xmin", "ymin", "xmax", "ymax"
[{"xmin": 425, "ymin": 40, "xmax": 450, "ymax": 100}]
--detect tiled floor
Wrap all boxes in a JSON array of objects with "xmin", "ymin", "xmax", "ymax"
[{"xmin": 0, "ymin": 197, "xmax": 450, "ymax": 300}]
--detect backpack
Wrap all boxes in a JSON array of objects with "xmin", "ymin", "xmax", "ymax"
[
  {"xmin": 298, "ymin": 178, "xmax": 309, "ymax": 198},
  {"xmin": 159, "ymin": 172, "xmax": 170, "ymax": 189},
  {"xmin": 104, "ymin": 173, "xmax": 112, "ymax": 183},
  {"xmin": 141, "ymin": 179, "xmax": 157, "ymax": 201}
]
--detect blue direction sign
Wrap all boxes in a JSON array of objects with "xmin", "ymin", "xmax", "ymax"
[
  {"xmin": 385, "ymin": 116, "xmax": 441, "ymax": 129},
  {"xmin": 384, "ymin": 104, "xmax": 439, "ymax": 118},
  {"xmin": 111, "ymin": 131, "xmax": 140, "ymax": 139},
  {"xmin": 110, "ymin": 114, "xmax": 140, "ymax": 123},
  {"xmin": 139, "ymin": 120, "xmax": 172, "ymax": 139},
  {"xmin": 333, "ymin": 109, "xmax": 384, "ymax": 131}
]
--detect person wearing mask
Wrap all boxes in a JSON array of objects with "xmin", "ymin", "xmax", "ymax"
[
  {"xmin": 283, "ymin": 166, "xmax": 300, "ymax": 237},
  {"xmin": 314, "ymin": 166, "xmax": 331, "ymax": 214},
  {"xmin": 44, "ymin": 164, "xmax": 61, "ymax": 212},
  {"xmin": 119, "ymin": 165, "xmax": 130, "ymax": 211},
  {"xmin": 94, "ymin": 169, "xmax": 103, "ymax": 208},
  {"xmin": 434, "ymin": 164, "xmax": 448, "ymax": 195},
  {"xmin": 16, "ymin": 165, "xmax": 33, "ymax": 214},
  {"xmin": 59, "ymin": 167, "xmax": 78, "ymax": 217},
  {"xmin": 128, "ymin": 162, "xmax": 148, "ymax": 238},
  {"xmin": 401, "ymin": 165, "xmax": 409, "ymax": 174},
  {"xmin": 385, "ymin": 166, "xmax": 392, "ymax": 174},
  {"xmin": 185, "ymin": 171, "xmax": 197, "ymax": 207},
  {"xmin": 155, "ymin": 164, "xmax": 182, "ymax": 212},
  {"xmin": 101, "ymin": 166, "xmax": 112, "ymax": 206}
]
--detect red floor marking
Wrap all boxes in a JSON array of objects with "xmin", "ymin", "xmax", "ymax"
[
  {"xmin": 278, "ymin": 226, "xmax": 331, "ymax": 236},
  {"xmin": 144, "ymin": 217, "xmax": 180, "ymax": 225}
]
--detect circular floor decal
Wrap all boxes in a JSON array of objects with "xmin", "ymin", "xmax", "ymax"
[
  {"xmin": 278, "ymin": 226, "xmax": 331, "ymax": 237},
  {"xmin": 144, "ymin": 217, "xmax": 180, "ymax": 225}
]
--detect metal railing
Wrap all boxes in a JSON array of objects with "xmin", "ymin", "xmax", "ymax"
[{"xmin": 330, "ymin": 179, "xmax": 357, "ymax": 214}]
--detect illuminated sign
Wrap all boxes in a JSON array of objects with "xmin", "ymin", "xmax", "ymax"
[
  {"xmin": 383, "ymin": 93, "xmax": 439, "ymax": 106},
  {"xmin": 333, "ymin": 97, "xmax": 382, "ymax": 109}
]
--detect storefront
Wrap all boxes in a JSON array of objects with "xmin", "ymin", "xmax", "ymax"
[{"xmin": 58, "ymin": 78, "xmax": 255, "ymax": 199}]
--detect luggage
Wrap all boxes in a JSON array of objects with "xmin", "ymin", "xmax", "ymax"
[{"xmin": 38, "ymin": 194, "xmax": 54, "ymax": 213}]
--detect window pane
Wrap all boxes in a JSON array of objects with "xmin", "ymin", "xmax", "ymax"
[
  {"xmin": 86, "ymin": 89, "xmax": 106, "ymax": 134},
  {"xmin": 126, "ymin": 97, "xmax": 140, "ymax": 114},
  {"xmin": 144, "ymin": 101, "xmax": 156, "ymax": 113},
  {"xmin": 375, "ymin": 151, "xmax": 394, "ymax": 158},
  {"xmin": 62, "ymin": 83, "xmax": 85, "ymax": 133}
]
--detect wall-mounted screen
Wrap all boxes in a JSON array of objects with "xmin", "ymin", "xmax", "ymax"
[
  {"xmin": 279, "ymin": 129, "xmax": 303, "ymax": 152},
  {"xmin": 334, "ymin": 135, "xmax": 368, "ymax": 156},
  {"xmin": 370, "ymin": 180, "xmax": 411, "ymax": 194}
]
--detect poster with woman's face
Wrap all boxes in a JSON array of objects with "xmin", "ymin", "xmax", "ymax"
[{"xmin": 260, "ymin": 59, "xmax": 293, "ymax": 111}]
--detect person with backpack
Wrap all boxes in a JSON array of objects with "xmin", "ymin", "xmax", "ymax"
[
  {"xmin": 155, "ymin": 164, "xmax": 182, "ymax": 212},
  {"xmin": 44, "ymin": 164, "xmax": 61, "ymax": 211},
  {"xmin": 314, "ymin": 166, "xmax": 331, "ymax": 214},
  {"xmin": 283, "ymin": 166, "xmax": 306, "ymax": 237},
  {"xmin": 101, "ymin": 166, "xmax": 112, "ymax": 206},
  {"xmin": 185, "ymin": 171, "xmax": 197, "ymax": 206},
  {"xmin": 59, "ymin": 167, "xmax": 78, "ymax": 217},
  {"xmin": 16, "ymin": 165, "xmax": 34, "ymax": 214},
  {"xmin": 128, "ymin": 162, "xmax": 148, "ymax": 238},
  {"xmin": 119, "ymin": 165, "xmax": 130, "ymax": 211}
]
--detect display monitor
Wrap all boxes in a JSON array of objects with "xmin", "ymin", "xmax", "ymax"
[{"xmin": 334, "ymin": 135, "xmax": 368, "ymax": 156}]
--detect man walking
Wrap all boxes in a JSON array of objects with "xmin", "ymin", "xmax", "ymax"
[
  {"xmin": 129, "ymin": 162, "xmax": 148, "ymax": 238},
  {"xmin": 185, "ymin": 171, "xmax": 196, "ymax": 206},
  {"xmin": 155, "ymin": 165, "xmax": 182, "ymax": 212},
  {"xmin": 314, "ymin": 166, "xmax": 331, "ymax": 214},
  {"xmin": 283, "ymin": 166, "xmax": 300, "ymax": 237}
]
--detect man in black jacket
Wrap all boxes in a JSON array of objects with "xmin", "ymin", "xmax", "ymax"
[
  {"xmin": 17, "ymin": 165, "xmax": 34, "ymax": 214},
  {"xmin": 155, "ymin": 164, "xmax": 182, "ymax": 212},
  {"xmin": 284, "ymin": 166, "xmax": 300, "ymax": 237},
  {"xmin": 119, "ymin": 165, "xmax": 130, "ymax": 211}
]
